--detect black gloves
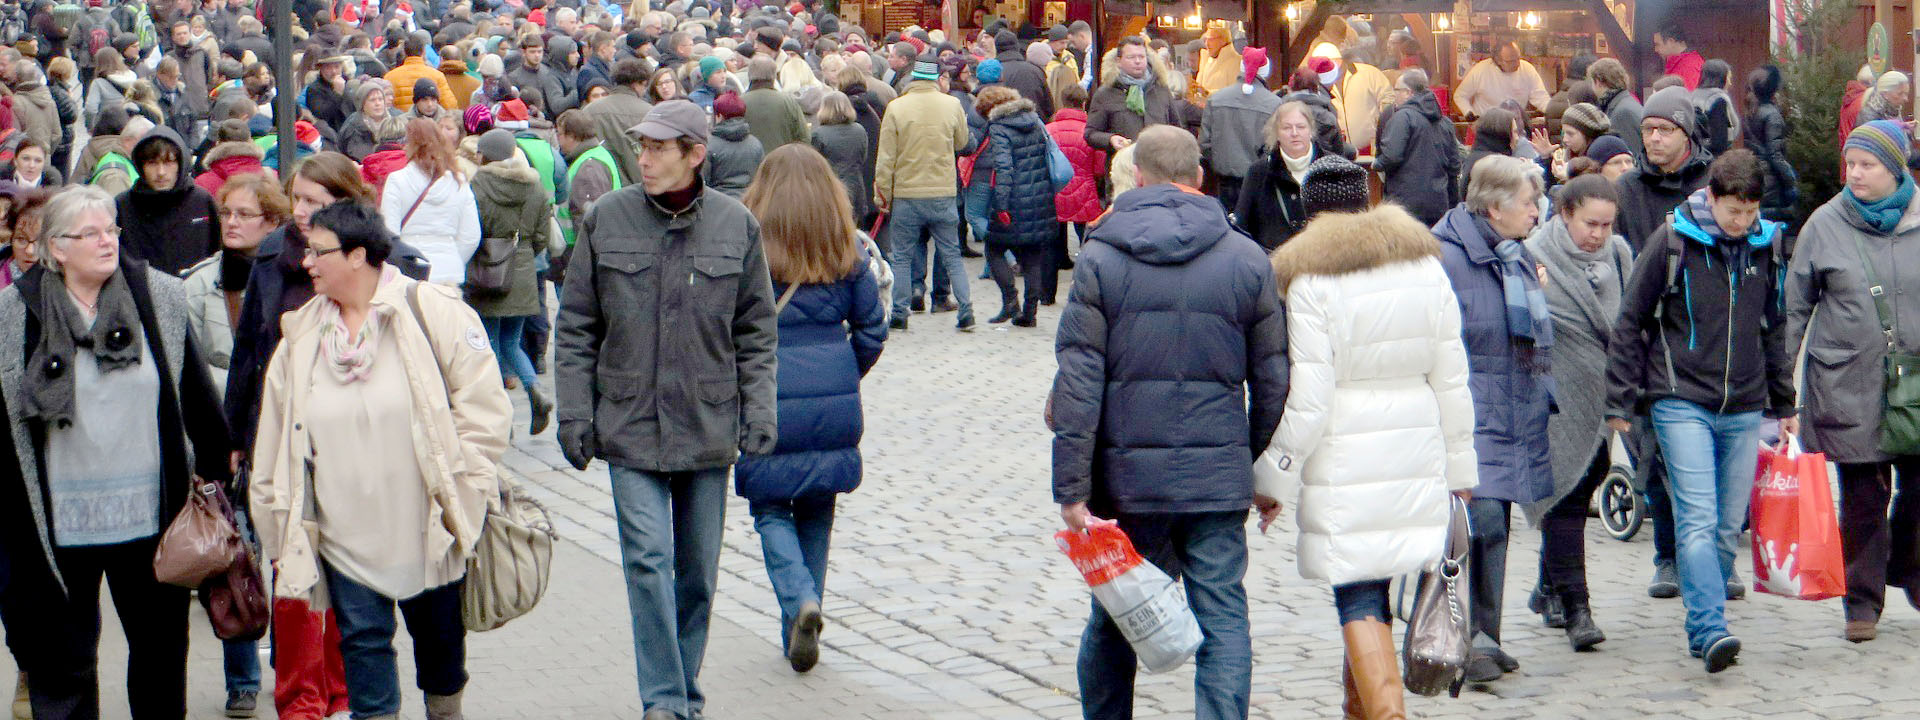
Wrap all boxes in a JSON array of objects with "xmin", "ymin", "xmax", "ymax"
[{"xmin": 559, "ymin": 419, "xmax": 596, "ymax": 471}]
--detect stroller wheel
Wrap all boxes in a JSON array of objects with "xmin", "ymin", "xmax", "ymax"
[{"xmin": 1599, "ymin": 470, "xmax": 1643, "ymax": 541}]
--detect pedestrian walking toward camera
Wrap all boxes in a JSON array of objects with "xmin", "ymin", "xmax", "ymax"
[
  {"xmin": 1433, "ymin": 154, "xmax": 1554, "ymax": 684},
  {"xmin": 1521, "ymin": 174, "xmax": 1633, "ymax": 652},
  {"xmin": 1050, "ymin": 125, "xmax": 1288, "ymax": 720},
  {"xmin": 1257, "ymin": 192, "xmax": 1478, "ymax": 720},
  {"xmin": 1787, "ymin": 121, "xmax": 1920, "ymax": 644},
  {"xmin": 736, "ymin": 144, "xmax": 888, "ymax": 674},
  {"xmin": 1605, "ymin": 149, "xmax": 1794, "ymax": 674},
  {"xmin": 555, "ymin": 99, "xmax": 779, "ymax": 720}
]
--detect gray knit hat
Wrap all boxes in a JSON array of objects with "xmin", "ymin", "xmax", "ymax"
[
  {"xmin": 1561, "ymin": 102, "xmax": 1611, "ymax": 141},
  {"xmin": 1300, "ymin": 156, "xmax": 1370, "ymax": 218},
  {"xmin": 477, "ymin": 128, "xmax": 518, "ymax": 163},
  {"xmin": 1642, "ymin": 86, "xmax": 1695, "ymax": 135}
]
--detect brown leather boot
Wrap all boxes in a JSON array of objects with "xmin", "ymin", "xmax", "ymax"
[
  {"xmin": 12, "ymin": 672, "xmax": 27, "ymax": 720},
  {"xmin": 1342, "ymin": 618, "xmax": 1406, "ymax": 720},
  {"xmin": 1341, "ymin": 660, "xmax": 1363, "ymax": 719}
]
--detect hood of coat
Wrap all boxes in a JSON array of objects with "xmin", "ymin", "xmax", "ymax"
[
  {"xmin": 712, "ymin": 116, "xmax": 752, "ymax": 141},
  {"xmin": 1432, "ymin": 204, "xmax": 1500, "ymax": 265},
  {"xmin": 204, "ymin": 140, "xmax": 265, "ymax": 169},
  {"xmin": 1404, "ymin": 89, "xmax": 1443, "ymax": 122},
  {"xmin": 1270, "ymin": 203, "xmax": 1440, "ymax": 291},
  {"xmin": 128, "ymin": 126, "xmax": 193, "ymax": 200},
  {"xmin": 438, "ymin": 58, "xmax": 469, "ymax": 77},
  {"xmin": 1671, "ymin": 187, "xmax": 1779, "ymax": 249},
  {"xmin": 1098, "ymin": 45, "xmax": 1175, "ymax": 90},
  {"xmin": 988, "ymin": 97, "xmax": 1040, "ymax": 125},
  {"xmin": 103, "ymin": 70, "xmax": 136, "ymax": 90},
  {"xmin": 473, "ymin": 153, "xmax": 540, "ymax": 207},
  {"xmin": 546, "ymin": 35, "xmax": 578, "ymax": 74},
  {"xmin": 1051, "ymin": 107, "xmax": 1088, "ymax": 125},
  {"xmin": 1090, "ymin": 184, "xmax": 1233, "ymax": 265}
]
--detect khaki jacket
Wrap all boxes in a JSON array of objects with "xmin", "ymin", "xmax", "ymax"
[
  {"xmin": 873, "ymin": 82, "xmax": 969, "ymax": 202},
  {"xmin": 249, "ymin": 277, "xmax": 509, "ymax": 606}
]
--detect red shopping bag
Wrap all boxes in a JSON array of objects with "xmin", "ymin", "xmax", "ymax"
[{"xmin": 1749, "ymin": 438, "xmax": 1847, "ymax": 601}]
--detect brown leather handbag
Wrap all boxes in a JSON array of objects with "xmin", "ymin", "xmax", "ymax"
[
  {"xmin": 200, "ymin": 471, "xmax": 270, "ymax": 641},
  {"xmin": 152, "ymin": 479, "xmax": 242, "ymax": 587}
]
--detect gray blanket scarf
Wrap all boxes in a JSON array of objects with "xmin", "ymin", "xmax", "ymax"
[{"xmin": 24, "ymin": 267, "xmax": 142, "ymax": 429}]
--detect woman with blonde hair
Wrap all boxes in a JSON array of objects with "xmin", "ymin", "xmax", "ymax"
[
  {"xmin": 810, "ymin": 91, "xmax": 870, "ymax": 221},
  {"xmin": 1236, "ymin": 101, "xmax": 1321, "ymax": 249},
  {"xmin": 736, "ymin": 143, "xmax": 887, "ymax": 674},
  {"xmin": 380, "ymin": 117, "xmax": 480, "ymax": 287}
]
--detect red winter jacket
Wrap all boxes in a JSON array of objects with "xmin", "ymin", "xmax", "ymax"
[
  {"xmin": 360, "ymin": 146, "xmax": 410, "ymax": 201},
  {"xmin": 1047, "ymin": 109, "xmax": 1106, "ymax": 224},
  {"xmin": 194, "ymin": 141, "xmax": 273, "ymax": 198}
]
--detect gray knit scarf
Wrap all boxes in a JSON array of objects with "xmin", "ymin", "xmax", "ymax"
[{"xmin": 24, "ymin": 267, "xmax": 143, "ymax": 429}]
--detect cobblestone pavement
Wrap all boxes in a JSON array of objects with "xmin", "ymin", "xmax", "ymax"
[{"xmin": 9, "ymin": 260, "xmax": 1920, "ymax": 719}]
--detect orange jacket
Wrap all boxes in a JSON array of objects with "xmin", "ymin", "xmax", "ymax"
[{"xmin": 384, "ymin": 56, "xmax": 456, "ymax": 111}]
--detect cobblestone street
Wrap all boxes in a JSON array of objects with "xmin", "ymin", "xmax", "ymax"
[{"xmin": 9, "ymin": 262, "xmax": 1920, "ymax": 719}]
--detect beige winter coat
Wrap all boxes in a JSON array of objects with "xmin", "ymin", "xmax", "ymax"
[{"xmin": 249, "ymin": 277, "xmax": 510, "ymax": 607}]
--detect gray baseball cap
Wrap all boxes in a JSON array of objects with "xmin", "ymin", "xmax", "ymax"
[{"xmin": 629, "ymin": 99, "xmax": 710, "ymax": 144}]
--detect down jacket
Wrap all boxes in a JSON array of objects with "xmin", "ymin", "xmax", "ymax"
[
  {"xmin": 1047, "ymin": 108, "xmax": 1105, "ymax": 224},
  {"xmin": 984, "ymin": 98, "xmax": 1057, "ymax": 248},
  {"xmin": 1433, "ymin": 205, "xmax": 1553, "ymax": 504},
  {"xmin": 1255, "ymin": 205, "xmax": 1477, "ymax": 584},
  {"xmin": 1050, "ymin": 183, "xmax": 1289, "ymax": 515},
  {"xmin": 733, "ymin": 258, "xmax": 888, "ymax": 502}
]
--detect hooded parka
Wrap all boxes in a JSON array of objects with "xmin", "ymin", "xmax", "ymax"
[
  {"xmin": 117, "ymin": 127, "xmax": 222, "ymax": 276},
  {"xmin": 984, "ymin": 98, "xmax": 1056, "ymax": 248},
  {"xmin": 468, "ymin": 153, "xmax": 551, "ymax": 318}
]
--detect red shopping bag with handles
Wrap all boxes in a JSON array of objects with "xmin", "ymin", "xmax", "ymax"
[
  {"xmin": 1056, "ymin": 521, "xmax": 1203, "ymax": 673},
  {"xmin": 1750, "ymin": 437, "xmax": 1847, "ymax": 601}
]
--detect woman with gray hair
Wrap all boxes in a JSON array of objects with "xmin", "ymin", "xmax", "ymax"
[
  {"xmin": 1433, "ymin": 154, "xmax": 1554, "ymax": 684},
  {"xmin": 0, "ymin": 184, "xmax": 233, "ymax": 718},
  {"xmin": 337, "ymin": 78, "xmax": 397, "ymax": 161}
]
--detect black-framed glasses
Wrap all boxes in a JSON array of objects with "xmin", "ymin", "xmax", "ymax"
[{"xmin": 303, "ymin": 245, "xmax": 343, "ymax": 259}]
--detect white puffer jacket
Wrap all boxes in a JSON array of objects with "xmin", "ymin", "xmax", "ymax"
[{"xmin": 1254, "ymin": 205, "xmax": 1479, "ymax": 585}]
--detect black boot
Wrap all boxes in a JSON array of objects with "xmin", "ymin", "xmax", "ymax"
[
  {"xmin": 1528, "ymin": 584, "xmax": 1566, "ymax": 629},
  {"xmin": 988, "ymin": 306, "xmax": 1017, "ymax": 323},
  {"xmin": 1561, "ymin": 591, "xmax": 1606, "ymax": 652}
]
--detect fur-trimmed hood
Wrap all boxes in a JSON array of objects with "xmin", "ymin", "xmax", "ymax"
[
  {"xmin": 204, "ymin": 140, "xmax": 266, "ymax": 167},
  {"xmin": 1269, "ymin": 203, "xmax": 1441, "ymax": 291},
  {"xmin": 987, "ymin": 97, "xmax": 1037, "ymax": 121},
  {"xmin": 1099, "ymin": 45, "xmax": 1175, "ymax": 90}
]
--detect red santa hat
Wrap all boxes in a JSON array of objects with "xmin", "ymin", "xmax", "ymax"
[
  {"xmin": 295, "ymin": 121, "xmax": 320, "ymax": 147},
  {"xmin": 495, "ymin": 98, "xmax": 531, "ymax": 122}
]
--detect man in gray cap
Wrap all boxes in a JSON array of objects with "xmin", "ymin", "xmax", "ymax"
[{"xmin": 554, "ymin": 98, "xmax": 779, "ymax": 720}]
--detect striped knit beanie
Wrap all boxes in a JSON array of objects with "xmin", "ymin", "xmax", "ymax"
[
  {"xmin": 1561, "ymin": 103, "xmax": 1611, "ymax": 142},
  {"xmin": 1848, "ymin": 120, "xmax": 1912, "ymax": 177}
]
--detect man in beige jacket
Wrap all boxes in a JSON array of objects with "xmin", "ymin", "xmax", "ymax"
[{"xmin": 872, "ymin": 53, "xmax": 975, "ymax": 332}]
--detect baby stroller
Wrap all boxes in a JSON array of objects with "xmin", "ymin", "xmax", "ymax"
[{"xmin": 1594, "ymin": 431, "xmax": 1643, "ymax": 541}]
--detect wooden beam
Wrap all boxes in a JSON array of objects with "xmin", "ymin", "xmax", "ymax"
[
  {"xmin": 1584, "ymin": 0, "xmax": 1633, "ymax": 66},
  {"xmin": 1284, "ymin": 2, "xmax": 1334, "ymax": 69}
]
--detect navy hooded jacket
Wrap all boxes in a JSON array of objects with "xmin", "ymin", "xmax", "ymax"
[
  {"xmin": 1049, "ymin": 184, "xmax": 1290, "ymax": 515},
  {"xmin": 985, "ymin": 98, "xmax": 1057, "ymax": 248}
]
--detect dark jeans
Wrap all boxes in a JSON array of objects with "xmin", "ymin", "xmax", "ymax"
[
  {"xmin": 1467, "ymin": 498, "xmax": 1510, "ymax": 652},
  {"xmin": 1334, "ymin": 580, "xmax": 1392, "ymax": 625},
  {"xmin": 986, "ymin": 243, "xmax": 1045, "ymax": 319},
  {"xmin": 1042, "ymin": 221, "xmax": 1078, "ymax": 302},
  {"xmin": 520, "ymin": 272, "xmax": 550, "ymax": 372},
  {"xmin": 1077, "ymin": 510, "xmax": 1250, "ymax": 720},
  {"xmin": 1538, "ymin": 447, "xmax": 1608, "ymax": 600},
  {"xmin": 7, "ymin": 536, "xmax": 189, "ymax": 720},
  {"xmin": 325, "ymin": 565, "xmax": 468, "ymax": 718},
  {"xmin": 1837, "ymin": 459, "xmax": 1920, "ymax": 622}
]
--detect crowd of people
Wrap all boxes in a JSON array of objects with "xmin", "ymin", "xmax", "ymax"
[{"xmin": 0, "ymin": 0, "xmax": 1906, "ymax": 719}]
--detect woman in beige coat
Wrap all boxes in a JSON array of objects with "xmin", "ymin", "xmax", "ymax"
[{"xmin": 249, "ymin": 200, "xmax": 510, "ymax": 720}]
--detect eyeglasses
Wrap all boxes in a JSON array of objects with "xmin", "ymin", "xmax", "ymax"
[
  {"xmin": 1641, "ymin": 123, "xmax": 1686, "ymax": 139},
  {"xmin": 219, "ymin": 208, "xmax": 263, "ymax": 222},
  {"xmin": 303, "ymin": 244, "xmax": 343, "ymax": 259},
  {"xmin": 57, "ymin": 226, "xmax": 120, "ymax": 243}
]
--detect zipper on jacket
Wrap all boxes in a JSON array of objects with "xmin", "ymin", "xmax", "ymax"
[{"xmin": 1684, "ymin": 269, "xmax": 1696, "ymax": 350}]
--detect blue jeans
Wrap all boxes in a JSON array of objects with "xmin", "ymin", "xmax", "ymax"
[
  {"xmin": 1649, "ymin": 397, "xmax": 1762, "ymax": 651},
  {"xmin": 749, "ymin": 495, "xmax": 836, "ymax": 648},
  {"xmin": 608, "ymin": 465, "xmax": 729, "ymax": 719},
  {"xmin": 1334, "ymin": 580, "xmax": 1392, "ymax": 625},
  {"xmin": 888, "ymin": 196, "xmax": 971, "ymax": 321},
  {"xmin": 1077, "ymin": 511, "xmax": 1251, "ymax": 720},
  {"xmin": 482, "ymin": 315, "xmax": 538, "ymax": 393},
  {"xmin": 324, "ymin": 565, "xmax": 467, "ymax": 718}
]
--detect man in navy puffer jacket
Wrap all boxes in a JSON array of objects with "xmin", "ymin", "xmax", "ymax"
[{"xmin": 1048, "ymin": 125, "xmax": 1288, "ymax": 720}]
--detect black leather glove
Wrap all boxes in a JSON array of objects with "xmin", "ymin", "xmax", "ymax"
[
  {"xmin": 559, "ymin": 419, "xmax": 596, "ymax": 471},
  {"xmin": 740, "ymin": 423, "xmax": 776, "ymax": 456}
]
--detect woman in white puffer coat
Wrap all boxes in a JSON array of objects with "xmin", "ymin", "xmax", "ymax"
[{"xmin": 1252, "ymin": 201, "xmax": 1478, "ymax": 720}]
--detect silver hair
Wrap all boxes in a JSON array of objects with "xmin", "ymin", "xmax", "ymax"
[
  {"xmin": 1398, "ymin": 67, "xmax": 1429, "ymax": 94},
  {"xmin": 37, "ymin": 186, "xmax": 118, "ymax": 274},
  {"xmin": 1466, "ymin": 155, "xmax": 1545, "ymax": 215},
  {"xmin": 552, "ymin": 7, "xmax": 577, "ymax": 23}
]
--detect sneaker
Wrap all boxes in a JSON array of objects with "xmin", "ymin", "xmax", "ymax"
[
  {"xmin": 1648, "ymin": 561, "xmax": 1680, "ymax": 599},
  {"xmin": 889, "ymin": 316, "xmax": 908, "ymax": 332},
  {"xmin": 1463, "ymin": 654, "xmax": 1502, "ymax": 683},
  {"xmin": 1725, "ymin": 571, "xmax": 1746, "ymax": 600},
  {"xmin": 1702, "ymin": 634, "xmax": 1741, "ymax": 674},
  {"xmin": 787, "ymin": 602, "xmax": 824, "ymax": 673},
  {"xmin": 224, "ymin": 691, "xmax": 257, "ymax": 718}
]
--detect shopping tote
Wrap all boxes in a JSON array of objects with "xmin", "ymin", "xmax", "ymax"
[
  {"xmin": 1750, "ymin": 437, "xmax": 1847, "ymax": 601},
  {"xmin": 1056, "ymin": 521, "xmax": 1204, "ymax": 673}
]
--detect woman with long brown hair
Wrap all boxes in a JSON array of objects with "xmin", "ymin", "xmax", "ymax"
[
  {"xmin": 735, "ymin": 144, "xmax": 888, "ymax": 674},
  {"xmin": 380, "ymin": 117, "xmax": 479, "ymax": 287}
]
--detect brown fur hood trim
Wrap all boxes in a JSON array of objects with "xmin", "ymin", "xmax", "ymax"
[
  {"xmin": 204, "ymin": 140, "xmax": 266, "ymax": 167},
  {"xmin": 1269, "ymin": 203, "xmax": 1441, "ymax": 292},
  {"xmin": 988, "ymin": 97, "xmax": 1037, "ymax": 121}
]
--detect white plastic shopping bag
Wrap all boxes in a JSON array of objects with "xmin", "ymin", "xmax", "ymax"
[{"xmin": 1056, "ymin": 521, "xmax": 1204, "ymax": 673}]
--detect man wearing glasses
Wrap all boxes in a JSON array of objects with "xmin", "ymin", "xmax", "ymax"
[
  {"xmin": 554, "ymin": 99, "xmax": 778, "ymax": 720},
  {"xmin": 1614, "ymin": 86, "xmax": 1714, "ymax": 253}
]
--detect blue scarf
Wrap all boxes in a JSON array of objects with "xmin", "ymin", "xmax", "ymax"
[
  {"xmin": 1473, "ymin": 213, "xmax": 1553, "ymax": 371},
  {"xmin": 1847, "ymin": 175, "xmax": 1916, "ymax": 235}
]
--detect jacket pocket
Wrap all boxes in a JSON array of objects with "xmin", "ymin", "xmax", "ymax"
[
  {"xmin": 594, "ymin": 367, "xmax": 654, "ymax": 451},
  {"xmin": 693, "ymin": 378, "xmax": 741, "ymax": 464},
  {"xmin": 1807, "ymin": 344, "xmax": 1871, "ymax": 430},
  {"xmin": 692, "ymin": 254, "xmax": 744, "ymax": 313}
]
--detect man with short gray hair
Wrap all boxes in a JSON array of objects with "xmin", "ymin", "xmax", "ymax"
[{"xmin": 1049, "ymin": 124, "xmax": 1287, "ymax": 720}]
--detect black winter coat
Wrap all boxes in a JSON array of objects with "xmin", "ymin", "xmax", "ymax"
[
  {"xmin": 1235, "ymin": 147, "xmax": 1314, "ymax": 251},
  {"xmin": 116, "ymin": 128, "xmax": 220, "ymax": 276},
  {"xmin": 811, "ymin": 122, "xmax": 870, "ymax": 220},
  {"xmin": 703, "ymin": 117, "xmax": 764, "ymax": 199},
  {"xmin": 1744, "ymin": 101, "xmax": 1796, "ymax": 213},
  {"xmin": 1375, "ymin": 90, "xmax": 1461, "ymax": 226},
  {"xmin": 1615, "ymin": 151, "xmax": 1711, "ymax": 252},
  {"xmin": 993, "ymin": 51, "xmax": 1054, "ymax": 121},
  {"xmin": 1461, "ymin": 118, "xmax": 1516, "ymax": 191},
  {"xmin": 48, "ymin": 80, "xmax": 75, "ymax": 158},
  {"xmin": 1280, "ymin": 90, "xmax": 1356, "ymax": 160},
  {"xmin": 1086, "ymin": 76, "xmax": 1174, "ymax": 152},
  {"xmin": 304, "ymin": 77, "xmax": 351, "ymax": 136},
  {"xmin": 1050, "ymin": 183, "xmax": 1289, "ymax": 515},
  {"xmin": 983, "ymin": 99, "xmax": 1056, "ymax": 248}
]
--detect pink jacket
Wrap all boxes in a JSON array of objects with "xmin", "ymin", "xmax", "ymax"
[{"xmin": 1047, "ymin": 109, "xmax": 1106, "ymax": 224}]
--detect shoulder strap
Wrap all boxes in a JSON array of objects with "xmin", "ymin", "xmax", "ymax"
[
  {"xmin": 773, "ymin": 282, "xmax": 800, "ymax": 314},
  {"xmin": 399, "ymin": 174, "xmax": 437, "ymax": 231},
  {"xmin": 405, "ymin": 281, "xmax": 455, "ymax": 407},
  {"xmin": 1849, "ymin": 234, "xmax": 1898, "ymax": 350}
]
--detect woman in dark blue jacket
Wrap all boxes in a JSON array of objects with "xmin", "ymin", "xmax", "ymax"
[
  {"xmin": 978, "ymin": 88, "xmax": 1058, "ymax": 327},
  {"xmin": 1434, "ymin": 154, "xmax": 1554, "ymax": 685},
  {"xmin": 734, "ymin": 145, "xmax": 887, "ymax": 674}
]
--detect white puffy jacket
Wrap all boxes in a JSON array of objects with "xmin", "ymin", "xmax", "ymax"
[
  {"xmin": 380, "ymin": 162, "xmax": 482, "ymax": 286},
  {"xmin": 1254, "ymin": 205, "xmax": 1479, "ymax": 585}
]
